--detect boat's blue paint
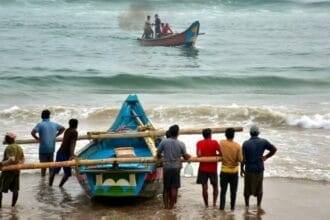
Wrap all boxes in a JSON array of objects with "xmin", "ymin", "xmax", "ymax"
[
  {"xmin": 76, "ymin": 95, "xmax": 160, "ymax": 198},
  {"xmin": 110, "ymin": 94, "xmax": 150, "ymax": 132},
  {"xmin": 184, "ymin": 21, "xmax": 200, "ymax": 47}
]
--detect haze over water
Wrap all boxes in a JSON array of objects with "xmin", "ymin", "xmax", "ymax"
[{"xmin": 0, "ymin": 0, "xmax": 329, "ymax": 181}]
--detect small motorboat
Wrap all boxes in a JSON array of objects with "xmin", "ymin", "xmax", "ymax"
[{"xmin": 138, "ymin": 21, "xmax": 200, "ymax": 47}]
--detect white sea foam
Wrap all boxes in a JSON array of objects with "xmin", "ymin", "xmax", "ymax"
[
  {"xmin": 2, "ymin": 105, "xmax": 20, "ymax": 113},
  {"xmin": 288, "ymin": 114, "xmax": 330, "ymax": 129}
]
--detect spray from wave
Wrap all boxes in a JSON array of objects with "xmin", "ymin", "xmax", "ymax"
[{"xmin": 118, "ymin": 1, "xmax": 153, "ymax": 31}]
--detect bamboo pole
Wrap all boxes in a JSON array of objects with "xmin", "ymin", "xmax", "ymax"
[
  {"xmin": 131, "ymin": 110, "xmax": 158, "ymax": 157},
  {"xmin": 14, "ymin": 127, "xmax": 243, "ymax": 145},
  {"xmin": 0, "ymin": 156, "xmax": 222, "ymax": 171}
]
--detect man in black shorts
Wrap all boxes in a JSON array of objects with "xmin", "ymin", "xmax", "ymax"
[
  {"xmin": 49, "ymin": 119, "xmax": 78, "ymax": 187},
  {"xmin": 157, "ymin": 125, "xmax": 190, "ymax": 209},
  {"xmin": 196, "ymin": 128, "xmax": 221, "ymax": 207}
]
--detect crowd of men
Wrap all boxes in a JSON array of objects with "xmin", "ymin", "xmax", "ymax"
[
  {"xmin": 157, "ymin": 124, "xmax": 277, "ymax": 212},
  {"xmin": 0, "ymin": 110, "xmax": 78, "ymax": 208},
  {"xmin": 142, "ymin": 14, "xmax": 173, "ymax": 39},
  {"xmin": 0, "ymin": 110, "xmax": 276, "ymax": 212}
]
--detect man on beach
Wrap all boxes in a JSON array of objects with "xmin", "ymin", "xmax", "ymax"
[
  {"xmin": 49, "ymin": 119, "xmax": 78, "ymax": 187},
  {"xmin": 219, "ymin": 128, "xmax": 243, "ymax": 211},
  {"xmin": 241, "ymin": 125, "xmax": 277, "ymax": 212},
  {"xmin": 157, "ymin": 124, "xmax": 191, "ymax": 209},
  {"xmin": 31, "ymin": 109, "xmax": 65, "ymax": 177},
  {"xmin": 196, "ymin": 128, "xmax": 221, "ymax": 207},
  {"xmin": 0, "ymin": 133, "xmax": 25, "ymax": 208}
]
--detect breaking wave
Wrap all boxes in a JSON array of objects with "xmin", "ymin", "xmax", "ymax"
[{"xmin": 1, "ymin": 105, "xmax": 329, "ymax": 130}]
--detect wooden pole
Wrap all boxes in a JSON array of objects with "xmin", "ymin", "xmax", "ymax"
[
  {"xmin": 0, "ymin": 156, "xmax": 222, "ymax": 171},
  {"xmin": 131, "ymin": 109, "xmax": 158, "ymax": 157},
  {"xmin": 14, "ymin": 127, "xmax": 243, "ymax": 145}
]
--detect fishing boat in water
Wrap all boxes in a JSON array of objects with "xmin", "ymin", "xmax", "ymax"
[
  {"xmin": 137, "ymin": 21, "xmax": 200, "ymax": 47},
  {"xmin": 75, "ymin": 95, "xmax": 163, "ymax": 198}
]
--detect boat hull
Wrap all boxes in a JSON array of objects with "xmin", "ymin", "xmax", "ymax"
[
  {"xmin": 76, "ymin": 167, "xmax": 163, "ymax": 198},
  {"xmin": 138, "ymin": 21, "xmax": 200, "ymax": 47}
]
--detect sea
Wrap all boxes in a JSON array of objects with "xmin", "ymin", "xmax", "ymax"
[{"xmin": 0, "ymin": 0, "xmax": 329, "ymax": 185}]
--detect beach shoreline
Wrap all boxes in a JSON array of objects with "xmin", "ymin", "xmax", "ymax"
[{"xmin": 1, "ymin": 175, "xmax": 329, "ymax": 220}]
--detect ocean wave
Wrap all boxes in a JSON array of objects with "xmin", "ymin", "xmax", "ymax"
[
  {"xmin": 1, "ymin": 74, "xmax": 330, "ymax": 92},
  {"xmin": 1, "ymin": 105, "xmax": 329, "ymax": 130}
]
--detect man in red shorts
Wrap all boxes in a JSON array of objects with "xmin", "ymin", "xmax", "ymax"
[{"xmin": 196, "ymin": 128, "xmax": 222, "ymax": 207}]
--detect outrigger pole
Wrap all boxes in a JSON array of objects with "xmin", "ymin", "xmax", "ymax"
[
  {"xmin": 1, "ymin": 126, "xmax": 243, "ymax": 172},
  {"xmin": 0, "ymin": 156, "xmax": 222, "ymax": 172},
  {"xmin": 14, "ymin": 127, "xmax": 243, "ymax": 145}
]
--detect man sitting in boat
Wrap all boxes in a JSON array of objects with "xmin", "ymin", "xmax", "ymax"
[
  {"xmin": 141, "ymin": 15, "xmax": 153, "ymax": 39},
  {"xmin": 161, "ymin": 23, "xmax": 173, "ymax": 36}
]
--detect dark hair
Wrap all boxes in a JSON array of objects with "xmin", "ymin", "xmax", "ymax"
[
  {"xmin": 147, "ymin": 15, "xmax": 150, "ymax": 19},
  {"xmin": 225, "ymin": 128, "xmax": 235, "ymax": 140},
  {"xmin": 4, "ymin": 135, "xmax": 14, "ymax": 144},
  {"xmin": 161, "ymin": 23, "xmax": 164, "ymax": 26},
  {"xmin": 250, "ymin": 131, "xmax": 259, "ymax": 137},
  {"xmin": 69, "ymin": 118, "xmax": 78, "ymax": 129},
  {"xmin": 165, "ymin": 130, "xmax": 170, "ymax": 138},
  {"xmin": 169, "ymin": 124, "xmax": 179, "ymax": 138},
  {"xmin": 41, "ymin": 109, "xmax": 50, "ymax": 120},
  {"xmin": 202, "ymin": 128, "xmax": 211, "ymax": 139}
]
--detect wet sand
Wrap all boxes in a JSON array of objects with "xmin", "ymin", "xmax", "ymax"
[{"xmin": 0, "ymin": 174, "xmax": 329, "ymax": 220}]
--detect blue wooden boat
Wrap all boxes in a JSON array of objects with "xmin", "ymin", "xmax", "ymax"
[{"xmin": 75, "ymin": 95, "xmax": 162, "ymax": 198}]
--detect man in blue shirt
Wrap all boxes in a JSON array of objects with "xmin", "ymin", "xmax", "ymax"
[
  {"xmin": 31, "ymin": 109, "xmax": 65, "ymax": 177},
  {"xmin": 241, "ymin": 125, "xmax": 277, "ymax": 212}
]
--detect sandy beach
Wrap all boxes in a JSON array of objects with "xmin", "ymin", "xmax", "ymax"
[{"xmin": 1, "ymin": 174, "xmax": 329, "ymax": 220}]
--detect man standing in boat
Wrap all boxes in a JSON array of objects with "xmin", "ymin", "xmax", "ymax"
[
  {"xmin": 157, "ymin": 125, "xmax": 191, "ymax": 209},
  {"xmin": 49, "ymin": 119, "xmax": 78, "ymax": 187},
  {"xmin": 196, "ymin": 128, "xmax": 221, "ymax": 207},
  {"xmin": 154, "ymin": 14, "xmax": 161, "ymax": 38},
  {"xmin": 31, "ymin": 110, "xmax": 65, "ymax": 177},
  {"xmin": 142, "ymin": 15, "xmax": 153, "ymax": 39}
]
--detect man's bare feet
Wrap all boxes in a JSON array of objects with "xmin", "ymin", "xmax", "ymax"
[{"xmin": 257, "ymin": 207, "xmax": 265, "ymax": 215}]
